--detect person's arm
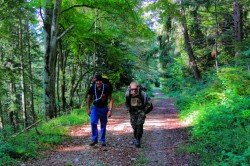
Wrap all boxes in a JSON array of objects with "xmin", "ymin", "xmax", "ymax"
[
  {"xmin": 87, "ymin": 94, "xmax": 92, "ymax": 116},
  {"xmin": 107, "ymin": 94, "xmax": 113, "ymax": 117}
]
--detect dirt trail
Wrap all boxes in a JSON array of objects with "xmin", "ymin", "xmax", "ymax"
[{"xmin": 22, "ymin": 89, "xmax": 193, "ymax": 166}]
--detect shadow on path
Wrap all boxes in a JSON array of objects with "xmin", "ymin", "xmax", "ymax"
[{"xmin": 22, "ymin": 89, "xmax": 197, "ymax": 166}]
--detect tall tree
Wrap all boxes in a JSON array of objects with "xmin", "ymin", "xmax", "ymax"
[
  {"xmin": 233, "ymin": 0, "xmax": 243, "ymax": 44},
  {"xmin": 58, "ymin": 39, "xmax": 67, "ymax": 112},
  {"xmin": 9, "ymin": 78, "xmax": 19, "ymax": 131},
  {"xmin": 19, "ymin": 17, "xmax": 28, "ymax": 128},
  {"xmin": 26, "ymin": 21, "xmax": 36, "ymax": 123},
  {"xmin": 233, "ymin": 0, "xmax": 243, "ymax": 67},
  {"xmin": 0, "ymin": 100, "xmax": 3, "ymax": 130},
  {"xmin": 43, "ymin": 0, "xmax": 62, "ymax": 119},
  {"xmin": 180, "ymin": 2, "xmax": 201, "ymax": 81},
  {"xmin": 146, "ymin": 0, "xmax": 201, "ymax": 80}
]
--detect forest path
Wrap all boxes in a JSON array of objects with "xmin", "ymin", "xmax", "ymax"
[{"xmin": 23, "ymin": 89, "xmax": 194, "ymax": 166}]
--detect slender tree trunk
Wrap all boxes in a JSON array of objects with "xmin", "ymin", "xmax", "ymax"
[
  {"xmin": 43, "ymin": 0, "xmax": 62, "ymax": 120},
  {"xmin": 9, "ymin": 80, "xmax": 19, "ymax": 131},
  {"xmin": 69, "ymin": 63, "xmax": 78, "ymax": 108},
  {"xmin": 19, "ymin": 18, "xmax": 28, "ymax": 128},
  {"xmin": 69, "ymin": 60, "xmax": 90, "ymax": 109},
  {"xmin": 214, "ymin": 0, "xmax": 219, "ymax": 71},
  {"xmin": 57, "ymin": 47, "xmax": 60, "ymax": 116},
  {"xmin": 233, "ymin": 0, "xmax": 243, "ymax": 67},
  {"xmin": 180, "ymin": 3, "xmax": 201, "ymax": 81},
  {"xmin": 8, "ymin": 110, "xmax": 14, "ymax": 129},
  {"xmin": 70, "ymin": 68, "xmax": 89, "ymax": 108},
  {"xmin": 233, "ymin": 0, "xmax": 242, "ymax": 44},
  {"xmin": 58, "ymin": 40, "xmax": 67, "ymax": 112},
  {"xmin": 27, "ymin": 22, "xmax": 36, "ymax": 123},
  {"xmin": 77, "ymin": 84, "xmax": 81, "ymax": 108},
  {"xmin": 0, "ymin": 100, "xmax": 3, "ymax": 130}
]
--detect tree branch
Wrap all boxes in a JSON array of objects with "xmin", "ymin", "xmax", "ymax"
[
  {"xmin": 12, "ymin": 120, "xmax": 42, "ymax": 137},
  {"xmin": 57, "ymin": 25, "xmax": 74, "ymax": 40},
  {"xmin": 39, "ymin": 6, "xmax": 45, "ymax": 25},
  {"xmin": 61, "ymin": 4, "xmax": 95, "ymax": 14},
  {"xmin": 60, "ymin": 4, "xmax": 119, "ymax": 16}
]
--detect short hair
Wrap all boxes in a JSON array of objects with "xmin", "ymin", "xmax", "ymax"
[{"xmin": 95, "ymin": 74, "xmax": 102, "ymax": 81}]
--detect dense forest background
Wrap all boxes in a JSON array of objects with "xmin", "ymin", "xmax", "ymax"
[{"xmin": 0, "ymin": 0, "xmax": 249, "ymax": 165}]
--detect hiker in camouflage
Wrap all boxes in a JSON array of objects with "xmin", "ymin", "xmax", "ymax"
[{"xmin": 125, "ymin": 81, "xmax": 147, "ymax": 148}]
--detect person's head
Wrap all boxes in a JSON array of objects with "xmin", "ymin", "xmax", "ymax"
[
  {"xmin": 95, "ymin": 74, "xmax": 103, "ymax": 87},
  {"xmin": 130, "ymin": 81, "xmax": 138, "ymax": 95}
]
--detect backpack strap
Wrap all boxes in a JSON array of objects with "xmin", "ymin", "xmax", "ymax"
[{"xmin": 125, "ymin": 86, "xmax": 131, "ymax": 108}]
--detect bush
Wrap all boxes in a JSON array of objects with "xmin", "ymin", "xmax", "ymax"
[
  {"xmin": 0, "ymin": 89, "xmax": 126, "ymax": 164},
  {"xmin": 174, "ymin": 67, "xmax": 250, "ymax": 165}
]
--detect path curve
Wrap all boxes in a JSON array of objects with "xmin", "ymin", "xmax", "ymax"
[{"xmin": 22, "ymin": 89, "xmax": 193, "ymax": 166}]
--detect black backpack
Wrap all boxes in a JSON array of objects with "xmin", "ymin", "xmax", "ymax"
[
  {"xmin": 126, "ymin": 85, "xmax": 153, "ymax": 114},
  {"xmin": 102, "ymin": 77, "xmax": 113, "ymax": 93}
]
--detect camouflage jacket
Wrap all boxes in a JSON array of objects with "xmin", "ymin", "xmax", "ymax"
[{"xmin": 125, "ymin": 87, "xmax": 152, "ymax": 112}]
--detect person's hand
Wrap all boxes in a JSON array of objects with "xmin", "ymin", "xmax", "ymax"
[
  {"xmin": 107, "ymin": 110, "xmax": 112, "ymax": 117},
  {"xmin": 87, "ymin": 108, "xmax": 91, "ymax": 116}
]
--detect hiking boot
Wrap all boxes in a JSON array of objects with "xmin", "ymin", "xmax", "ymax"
[
  {"xmin": 89, "ymin": 141, "xmax": 97, "ymax": 146},
  {"xmin": 135, "ymin": 139, "xmax": 141, "ymax": 148},
  {"xmin": 101, "ymin": 142, "xmax": 106, "ymax": 146}
]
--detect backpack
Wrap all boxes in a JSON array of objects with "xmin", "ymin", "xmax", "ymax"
[
  {"xmin": 126, "ymin": 85, "xmax": 153, "ymax": 114},
  {"xmin": 102, "ymin": 76, "xmax": 113, "ymax": 93}
]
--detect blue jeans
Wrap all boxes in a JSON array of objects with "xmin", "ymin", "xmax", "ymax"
[{"xmin": 90, "ymin": 106, "xmax": 109, "ymax": 143}]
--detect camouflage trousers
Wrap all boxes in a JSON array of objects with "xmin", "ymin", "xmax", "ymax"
[{"xmin": 129, "ymin": 108, "xmax": 146, "ymax": 139}]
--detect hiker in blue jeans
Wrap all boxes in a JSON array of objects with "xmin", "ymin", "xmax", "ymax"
[{"xmin": 87, "ymin": 74, "xmax": 113, "ymax": 146}]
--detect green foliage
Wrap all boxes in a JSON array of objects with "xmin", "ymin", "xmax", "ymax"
[
  {"xmin": 0, "ymin": 108, "xmax": 90, "ymax": 164},
  {"xmin": 0, "ymin": 142, "xmax": 17, "ymax": 165},
  {"xmin": 161, "ymin": 54, "xmax": 195, "ymax": 93},
  {"xmin": 0, "ymin": 89, "xmax": 127, "ymax": 164},
  {"xmin": 237, "ymin": 46, "xmax": 250, "ymax": 70},
  {"xmin": 112, "ymin": 89, "xmax": 126, "ymax": 106},
  {"xmin": 174, "ymin": 67, "xmax": 250, "ymax": 165}
]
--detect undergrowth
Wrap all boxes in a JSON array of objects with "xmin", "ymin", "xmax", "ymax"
[
  {"xmin": 167, "ymin": 67, "xmax": 250, "ymax": 165},
  {"xmin": 0, "ymin": 90, "xmax": 126, "ymax": 165}
]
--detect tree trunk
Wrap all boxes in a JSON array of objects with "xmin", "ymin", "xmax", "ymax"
[
  {"xmin": 9, "ymin": 80, "xmax": 19, "ymax": 131},
  {"xmin": 69, "ymin": 63, "xmax": 78, "ymax": 108},
  {"xmin": 233, "ymin": 0, "xmax": 242, "ymax": 43},
  {"xmin": 233, "ymin": 0, "xmax": 243, "ymax": 66},
  {"xmin": 43, "ymin": 0, "xmax": 62, "ymax": 120},
  {"xmin": 69, "ymin": 67, "xmax": 89, "ymax": 109},
  {"xmin": 77, "ymin": 84, "xmax": 81, "ymax": 108},
  {"xmin": 58, "ymin": 40, "xmax": 67, "ymax": 112},
  {"xmin": 27, "ymin": 21, "xmax": 36, "ymax": 123},
  {"xmin": 57, "ymin": 46, "xmax": 60, "ymax": 116},
  {"xmin": 180, "ymin": 3, "xmax": 201, "ymax": 81},
  {"xmin": 214, "ymin": 0, "xmax": 219, "ymax": 71},
  {"xmin": 0, "ymin": 100, "xmax": 3, "ymax": 130},
  {"xmin": 19, "ymin": 18, "xmax": 28, "ymax": 128}
]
